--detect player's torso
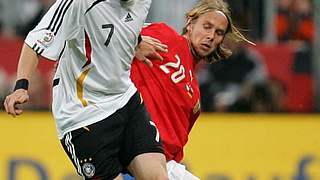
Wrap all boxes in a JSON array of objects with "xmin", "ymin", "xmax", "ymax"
[
  {"xmin": 156, "ymin": 39, "xmax": 200, "ymax": 112},
  {"xmin": 51, "ymin": 0, "xmax": 151, "ymax": 138},
  {"xmin": 58, "ymin": 0, "xmax": 151, "ymax": 96},
  {"xmin": 131, "ymin": 23, "xmax": 201, "ymax": 161},
  {"xmin": 144, "ymin": 24, "xmax": 201, "ymax": 117},
  {"xmin": 83, "ymin": 0, "xmax": 146, "ymax": 67}
]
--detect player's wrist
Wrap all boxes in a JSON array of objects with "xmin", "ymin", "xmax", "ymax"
[{"xmin": 13, "ymin": 79, "xmax": 29, "ymax": 91}]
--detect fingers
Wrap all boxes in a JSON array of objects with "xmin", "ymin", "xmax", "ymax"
[
  {"xmin": 4, "ymin": 90, "xmax": 29, "ymax": 117},
  {"xmin": 148, "ymin": 51, "xmax": 163, "ymax": 61},
  {"xmin": 4, "ymin": 96, "xmax": 17, "ymax": 117},
  {"xmin": 3, "ymin": 98, "xmax": 9, "ymax": 114},
  {"xmin": 17, "ymin": 94, "xmax": 28, "ymax": 104},
  {"xmin": 142, "ymin": 36, "xmax": 161, "ymax": 43},
  {"xmin": 143, "ymin": 58, "xmax": 153, "ymax": 68},
  {"xmin": 15, "ymin": 108, "xmax": 24, "ymax": 116},
  {"xmin": 137, "ymin": 56, "xmax": 153, "ymax": 68},
  {"xmin": 153, "ymin": 42, "xmax": 168, "ymax": 53},
  {"xmin": 142, "ymin": 36, "xmax": 168, "ymax": 53},
  {"xmin": 135, "ymin": 36, "xmax": 168, "ymax": 64}
]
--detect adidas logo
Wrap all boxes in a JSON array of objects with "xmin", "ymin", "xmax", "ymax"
[{"xmin": 124, "ymin": 13, "xmax": 133, "ymax": 22}]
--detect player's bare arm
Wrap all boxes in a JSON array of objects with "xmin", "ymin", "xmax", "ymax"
[{"xmin": 4, "ymin": 43, "xmax": 39, "ymax": 117}]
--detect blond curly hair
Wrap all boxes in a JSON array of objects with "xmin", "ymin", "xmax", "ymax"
[{"xmin": 182, "ymin": 0, "xmax": 254, "ymax": 63}]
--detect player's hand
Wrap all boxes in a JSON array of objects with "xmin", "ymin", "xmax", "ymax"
[
  {"xmin": 4, "ymin": 89, "xmax": 29, "ymax": 117},
  {"xmin": 142, "ymin": 36, "xmax": 168, "ymax": 53},
  {"xmin": 135, "ymin": 36, "xmax": 168, "ymax": 67}
]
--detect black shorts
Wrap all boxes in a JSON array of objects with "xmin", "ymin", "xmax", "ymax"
[{"xmin": 60, "ymin": 92, "xmax": 164, "ymax": 180}]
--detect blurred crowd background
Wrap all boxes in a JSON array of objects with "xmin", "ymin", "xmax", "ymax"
[{"xmin": 0, "ymin": 0, "xmax": 319, "ymax": 113}]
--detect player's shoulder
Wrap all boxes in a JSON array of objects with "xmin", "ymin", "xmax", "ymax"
[
  {"xmin": 144, "ymin": 23, "xmax": 174, "ymax": 30},
  {"xmin": 141, "ymin": 22, "xmax": 180, "ymax": 43},
  {"xmin": 143, "ymin": 23, "xmax": 178, "ymax": 35},
  {"xmin": 56, "ymin": 0, "xmax": 86, "ymax": 10},
  {"xmin": 74, "ymin": 0, "xmax": 102, "ymax": 9},
  {"xmin": 77, "ymin": 0, "xmax": 95, "ymax": 7}
]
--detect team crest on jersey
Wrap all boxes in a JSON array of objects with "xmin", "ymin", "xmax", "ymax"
[
  {"xmin": 185, "ymin": 83, "xmax": 194, "ymax": 98},
  {"xmin": 37, "ymin": 30, "xmax": 54, "ymax": 48},
  {"xmin": 82, "ymin": 163, "xmax": 95, "ymax": 178}
]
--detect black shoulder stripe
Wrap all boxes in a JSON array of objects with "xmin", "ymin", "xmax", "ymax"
[
  {"xmin": 54, "ymin": 0, "xmax": 74, "ymax": 35},
  {"xmin": 51, "ymin": 0, "xmax": 72, "ymax": 33},
  {"xmin": 32, "ymin": 43, "xmax": 44, "ymax": 55},
  {"xmin": 85, "ymin": 0, "xmax": 106, "ymax": 14},
  {"xmin": 58, "ymin": 42, "xmax": 67, "ymax": 59},
  {"xmin": 38, "ymin": 49, "xmax": 45, "ymax": 55},
  {"xmin": 47, "ymin": 0, "xmax": 66, "ymax": 31},
  {"xmin": 35, "ymin": 47, "xmax": 40, "ymax": 55},
  {"xmin": 32, "ymin": 43, "xmax": 37, "ymax": 50}
]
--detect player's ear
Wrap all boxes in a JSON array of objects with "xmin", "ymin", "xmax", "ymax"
[{"xmin": 185, "ymin": 18, "xmax": 192, "ymax": 33}]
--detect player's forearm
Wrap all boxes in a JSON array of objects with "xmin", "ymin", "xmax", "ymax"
[{"xmin": 16, "ymin": 43, "xmax": 39, "ymax": 81}]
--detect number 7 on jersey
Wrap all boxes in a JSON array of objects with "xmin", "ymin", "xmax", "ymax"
[{"xmin": 102, "ymin": 24, "xmax": 114, "ymax": 47}]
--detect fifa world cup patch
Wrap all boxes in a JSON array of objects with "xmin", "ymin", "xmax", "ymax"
[
  {"xmin": 82, "ymin": 162, "xmax": 95, "ymax": 178},
  {"xmin": 36, "ymin": 30, "xmax": 54, "ymax": 48}
]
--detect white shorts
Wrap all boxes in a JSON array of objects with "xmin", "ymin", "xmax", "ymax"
[{"xmin": 166, "ymin": 160, "xmax": 200, "ymax": 180}]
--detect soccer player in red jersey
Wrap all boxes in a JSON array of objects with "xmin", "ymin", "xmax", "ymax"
[{"xmin": 131, "ymin": 0, "xmax": 253, "ymax": 179}]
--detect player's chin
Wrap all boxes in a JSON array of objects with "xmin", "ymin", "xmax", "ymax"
[
  {"xmin": 196, "ymin": 50, "xmax": 212, "ymax": 58},
  {"xmin": 197, "ymin": 46, "xmax": 214, "ymax": 56}
]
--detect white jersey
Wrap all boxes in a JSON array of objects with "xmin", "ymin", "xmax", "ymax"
[{"xmin": 25, "ymin": 0, "xmax": 151, "ymax": 139}]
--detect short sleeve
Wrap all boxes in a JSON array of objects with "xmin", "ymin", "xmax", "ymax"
[{"xmin": 25, "ymin": 0, "xmax": 83, "ymax": 60}]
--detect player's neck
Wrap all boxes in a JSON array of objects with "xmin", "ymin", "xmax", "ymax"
[{"xmin": 182, "ymin": 34, "xmax": 203, "ymax": 64}]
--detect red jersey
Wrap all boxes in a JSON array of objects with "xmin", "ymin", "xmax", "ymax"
[{"xmin": 131, "ymin": 23, "xmax": 201, "ymax": 162}]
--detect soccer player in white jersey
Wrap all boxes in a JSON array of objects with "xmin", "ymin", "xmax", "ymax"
[{"xmin": 4, "ymin": 0, "xmax": 168, "ymax": 179}]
